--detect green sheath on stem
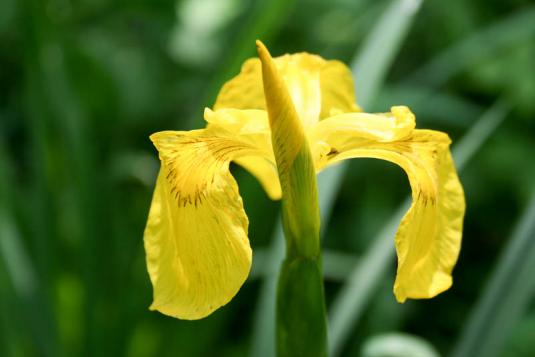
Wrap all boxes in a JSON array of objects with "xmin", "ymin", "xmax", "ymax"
[
  {"xmin": 277, "ymin": 257, "xmax": 327, "ymax": 357},
  {"xmin": 257, "ymin": 40, "xmax": 327, "ymax": 356}
]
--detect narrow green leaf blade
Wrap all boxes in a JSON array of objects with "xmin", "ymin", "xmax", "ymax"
[
  {"xmin": 404, "ymin": 6, "xmax": 535, "ymax": 87},
  {"xmin": 0, "ymin": 144, "xmax": 58, "ymax": 357},
  {"xmin": 351, "ymin": 0, "xmax": 423, "ymax": 106},
  {"xmin": 451, "ymin": 193, "xmax": 535, "ymax": 357}
]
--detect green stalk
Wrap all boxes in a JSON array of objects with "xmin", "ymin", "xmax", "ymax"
[
  {"xmin": 276, "ymin": 256, "xmax": 326, "ymax": 357},
  {"xmin": 257, "ymin": 41, "xmax": 327, "ymax": 356},
  {"xmin": 250, "ymin": 1, "xmax": 425, "ymax": 353},
  {"xmin": 276, "ymin": 144, "xmax": 326, "ymax": 357}
]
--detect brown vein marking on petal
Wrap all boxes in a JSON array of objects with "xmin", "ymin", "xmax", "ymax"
[
  {"xmin": 327, "ymin": 147, "xmax": 339, "ymax": 157},
  {"xmin": 156, "ymin": 134, "xmax": 256, "ymax": 208}
]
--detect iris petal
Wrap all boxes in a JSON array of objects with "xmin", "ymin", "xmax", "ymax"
[
  {"xmin": 233, "ymin": 156, "xmax": 281, "ymax": 200},
  {"xmin": 144, "ymin": 129, "xmax": 269, "ymax": 319},
  {"xmin": 214, "ymin": 53, "xmax": 359, "ymax": 124},
  {"xmin": 213, "ymin": 50, "xmax": 360, "ymax": 201},
  {"xmin": 310, "ymin": 107, "xmax": 465, "ymax": 301},
  {"xmin": 319, "ymin": 60, "xmax": 362, "ymax": 118},
  {"xmin": 204, "ymin": 108, "xmax": 281, "ymax": 200}
]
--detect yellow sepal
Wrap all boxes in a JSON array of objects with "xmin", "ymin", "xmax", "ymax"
[
  {"xmin": 310, "ymin": 107, "xmax": 465, "ymax": 301},
  {"xmin": 144, "ymin": 129, "xmax": 264, "ymax": 319}
]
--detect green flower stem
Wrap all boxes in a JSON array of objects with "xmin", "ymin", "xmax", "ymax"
[
  {"xmin": 279, "ymin": 145, "xmax": 321, "ymax": 259},
  {"xmin": 256, "ymin": 40, "xmax": 327, "ymax": 356},
  {"xmin": 276, "ymin": 146, "xmax": 327, "ymax": 357},
  {"xmin": 274, "ymin": 135, "xmax": 326, "ymax": 357},
  {"xmin": 277, "ymin": 256, "xmax": 327, "ymax": 357},
  {"xmin": 276, "ymin": 133, "xmax": 327, "ymax": 357}
]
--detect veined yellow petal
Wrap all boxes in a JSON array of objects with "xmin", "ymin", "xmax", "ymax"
[
  {"xmin": 309, "ymin": 106, "xmax": 416, "ymax": 171},
  {"xmin": 276, "ymin": 52, "xmax": 323, "ymax": 128},
  {"xmin": 213, "ymin": 58, "xmax": 265, "ymax": 111},
  {"xmin": 233, "ymin": 156, "xmax": 281, "ymax": 200},
  {"xmin": 204, "ymin": 108, "xmax": 282, "ymax": 200},
  {"xmin": 312, "ymin": 107, "xmax": 465, "ymax": 301},
  {"xmin": 144, "ymin": 130, "xmax": 266, "ymax": 319},
  {"xmin": 204, "ymin": 107, "xmax": 270, "ymax": 133},
  {"xmin": 319, "ymin": 60, "xmax": 362, "ymax": 117},
  {"xmin": 214, "ymin": 50, "xmax": 359, "ymax": 126}
]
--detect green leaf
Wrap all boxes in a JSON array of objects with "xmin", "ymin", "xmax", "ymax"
[
  {"xmin": 276, "ymin": 257, "xmax": 327, "ymax": 357},
  {"xmin": 375, "ymin": 85, "xmax": 482, "ymax": 127},
  {"xmin": 0, "ymin": 143, "xmax": 58, "ymax": 357},
  {"xmin": 350, "ymin": 0, "xmax": 423, "ymax": 107},
  {"xmin": 451, "ymin": 192, "xmax": 535, "ymax": 357},
  {"xmin": 250, "ymin": 249, "xmax": 358, "ymax": 282},
  {"xmin": 404, "ymin": 6, "xmax": 535, "ymax": 87}
]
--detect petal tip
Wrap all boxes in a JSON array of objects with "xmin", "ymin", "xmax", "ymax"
[
  {"xmin": 149, "ymin": 132, "xmax": 158, "ymax": 144},
  {"xmin": 203, "ymin": 107, "xmax": 215, "ymax": 122},
  {"xmin": 394, "ymin": 286, "xmax": 407, "ymax": 303},
  {"xmin": 391, "ymin": 105, "xmax": 415, "ymax": 122},
  {"xmin": 256, "ymin": 40, "xmax": 272, "ymax": 65}
]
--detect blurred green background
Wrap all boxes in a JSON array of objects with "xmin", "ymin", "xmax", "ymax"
[{"xmin": 1, "ymin": 0, "xmax": 535, "ymax": 356}]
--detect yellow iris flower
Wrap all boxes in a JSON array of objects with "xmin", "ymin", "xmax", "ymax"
[{"xmin": 144, "ymin": 41, "xmax": 465, "ymax": 320}]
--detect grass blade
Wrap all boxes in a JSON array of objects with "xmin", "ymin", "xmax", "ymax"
[
  {"xmin": 404, "ymin": 6, "xmax": 535, "ymax": 87},
  {"xmin": 249, "ymin": 1, "xmax": 423, "ymax": 356},
  {"xmin": 250, "ymin": 249, "xmax": 358, "ymax": 282},
  {"xmin": 0, "ymin": 143, "xmax": 58, "ymax": 356},
  {"xmin": 451, "ymin": 193, "xmax": 535, "ymax": 357},
  {"xmin": 449, "ymin": 100, "xmax": 510, "ymax": 170},
  {"xmin": 249, "ymin": 223, "xmax": 285, "ymax": 357},
  {"xmin": 375, "ymin": 85, "xmax": 482, "ymax": 128},
  {"xmin": 328, "ymin": 99, "xmax": 510, "ymax": 356},
  {"xmin": 351, "ymin": 0, "xmax": 423, "ymax": 106}
]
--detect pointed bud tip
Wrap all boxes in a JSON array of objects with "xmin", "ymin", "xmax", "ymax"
[{"xmin": 255, "ymin": 40, "xmax": 271, "ymax": 63}]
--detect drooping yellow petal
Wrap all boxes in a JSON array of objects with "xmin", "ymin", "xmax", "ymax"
[
  {"xmin": 233, "ymin": 156, "xmax": 281, "ymax": 200},
  {"xmin": 214, "ymin": 50, "xmax": 360, "ymax": 125},
  {"xmin": 309, "ymin": 106, "xmax": 416, "ymax": 171},
  {"xmin": 144, "ymin": 129, "xmax": 267, "ymax": 319},
  {"xmin": 204, "ymin": 108, "xmax": 281, "ymax": 200},
  {"xmin": 310, "ymin": 107, "xmax": 465, "ymax": 301}
]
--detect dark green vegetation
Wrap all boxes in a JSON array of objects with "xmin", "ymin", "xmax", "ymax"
[{"xmin": 1, "ymin": 0, "xmax": 535, "ymax": 356}]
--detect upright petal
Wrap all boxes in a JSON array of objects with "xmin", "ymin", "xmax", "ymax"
[
  {"xmin": 144, "ymin": 129, "xmax": 268, "ymax": 319},
  {"xmin": 204, "ymin": 108, "xmax": 281, "ymax": 200},
  {"xmin": 276, "ymin": 53, "xmax": 323, "ymax": 128},
  {"xmin": 213, "ymin": 58, "xmax": 266, "ymax": 111},
  {"xmin": 319, "ymin": 60, "xmax": 362, "ymax": 118},
  {"xmin": 214, "ymin": 51, "xmax": 359, "ymax": 126},
  {"xmin": 310, "ymin": 107, "xmax": 465, "ymax": 301}
]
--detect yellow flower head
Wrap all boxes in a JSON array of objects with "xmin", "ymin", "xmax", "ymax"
[{"xmin": 144, "ymin": 41, "xmax": 465, "ymax": 319}]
